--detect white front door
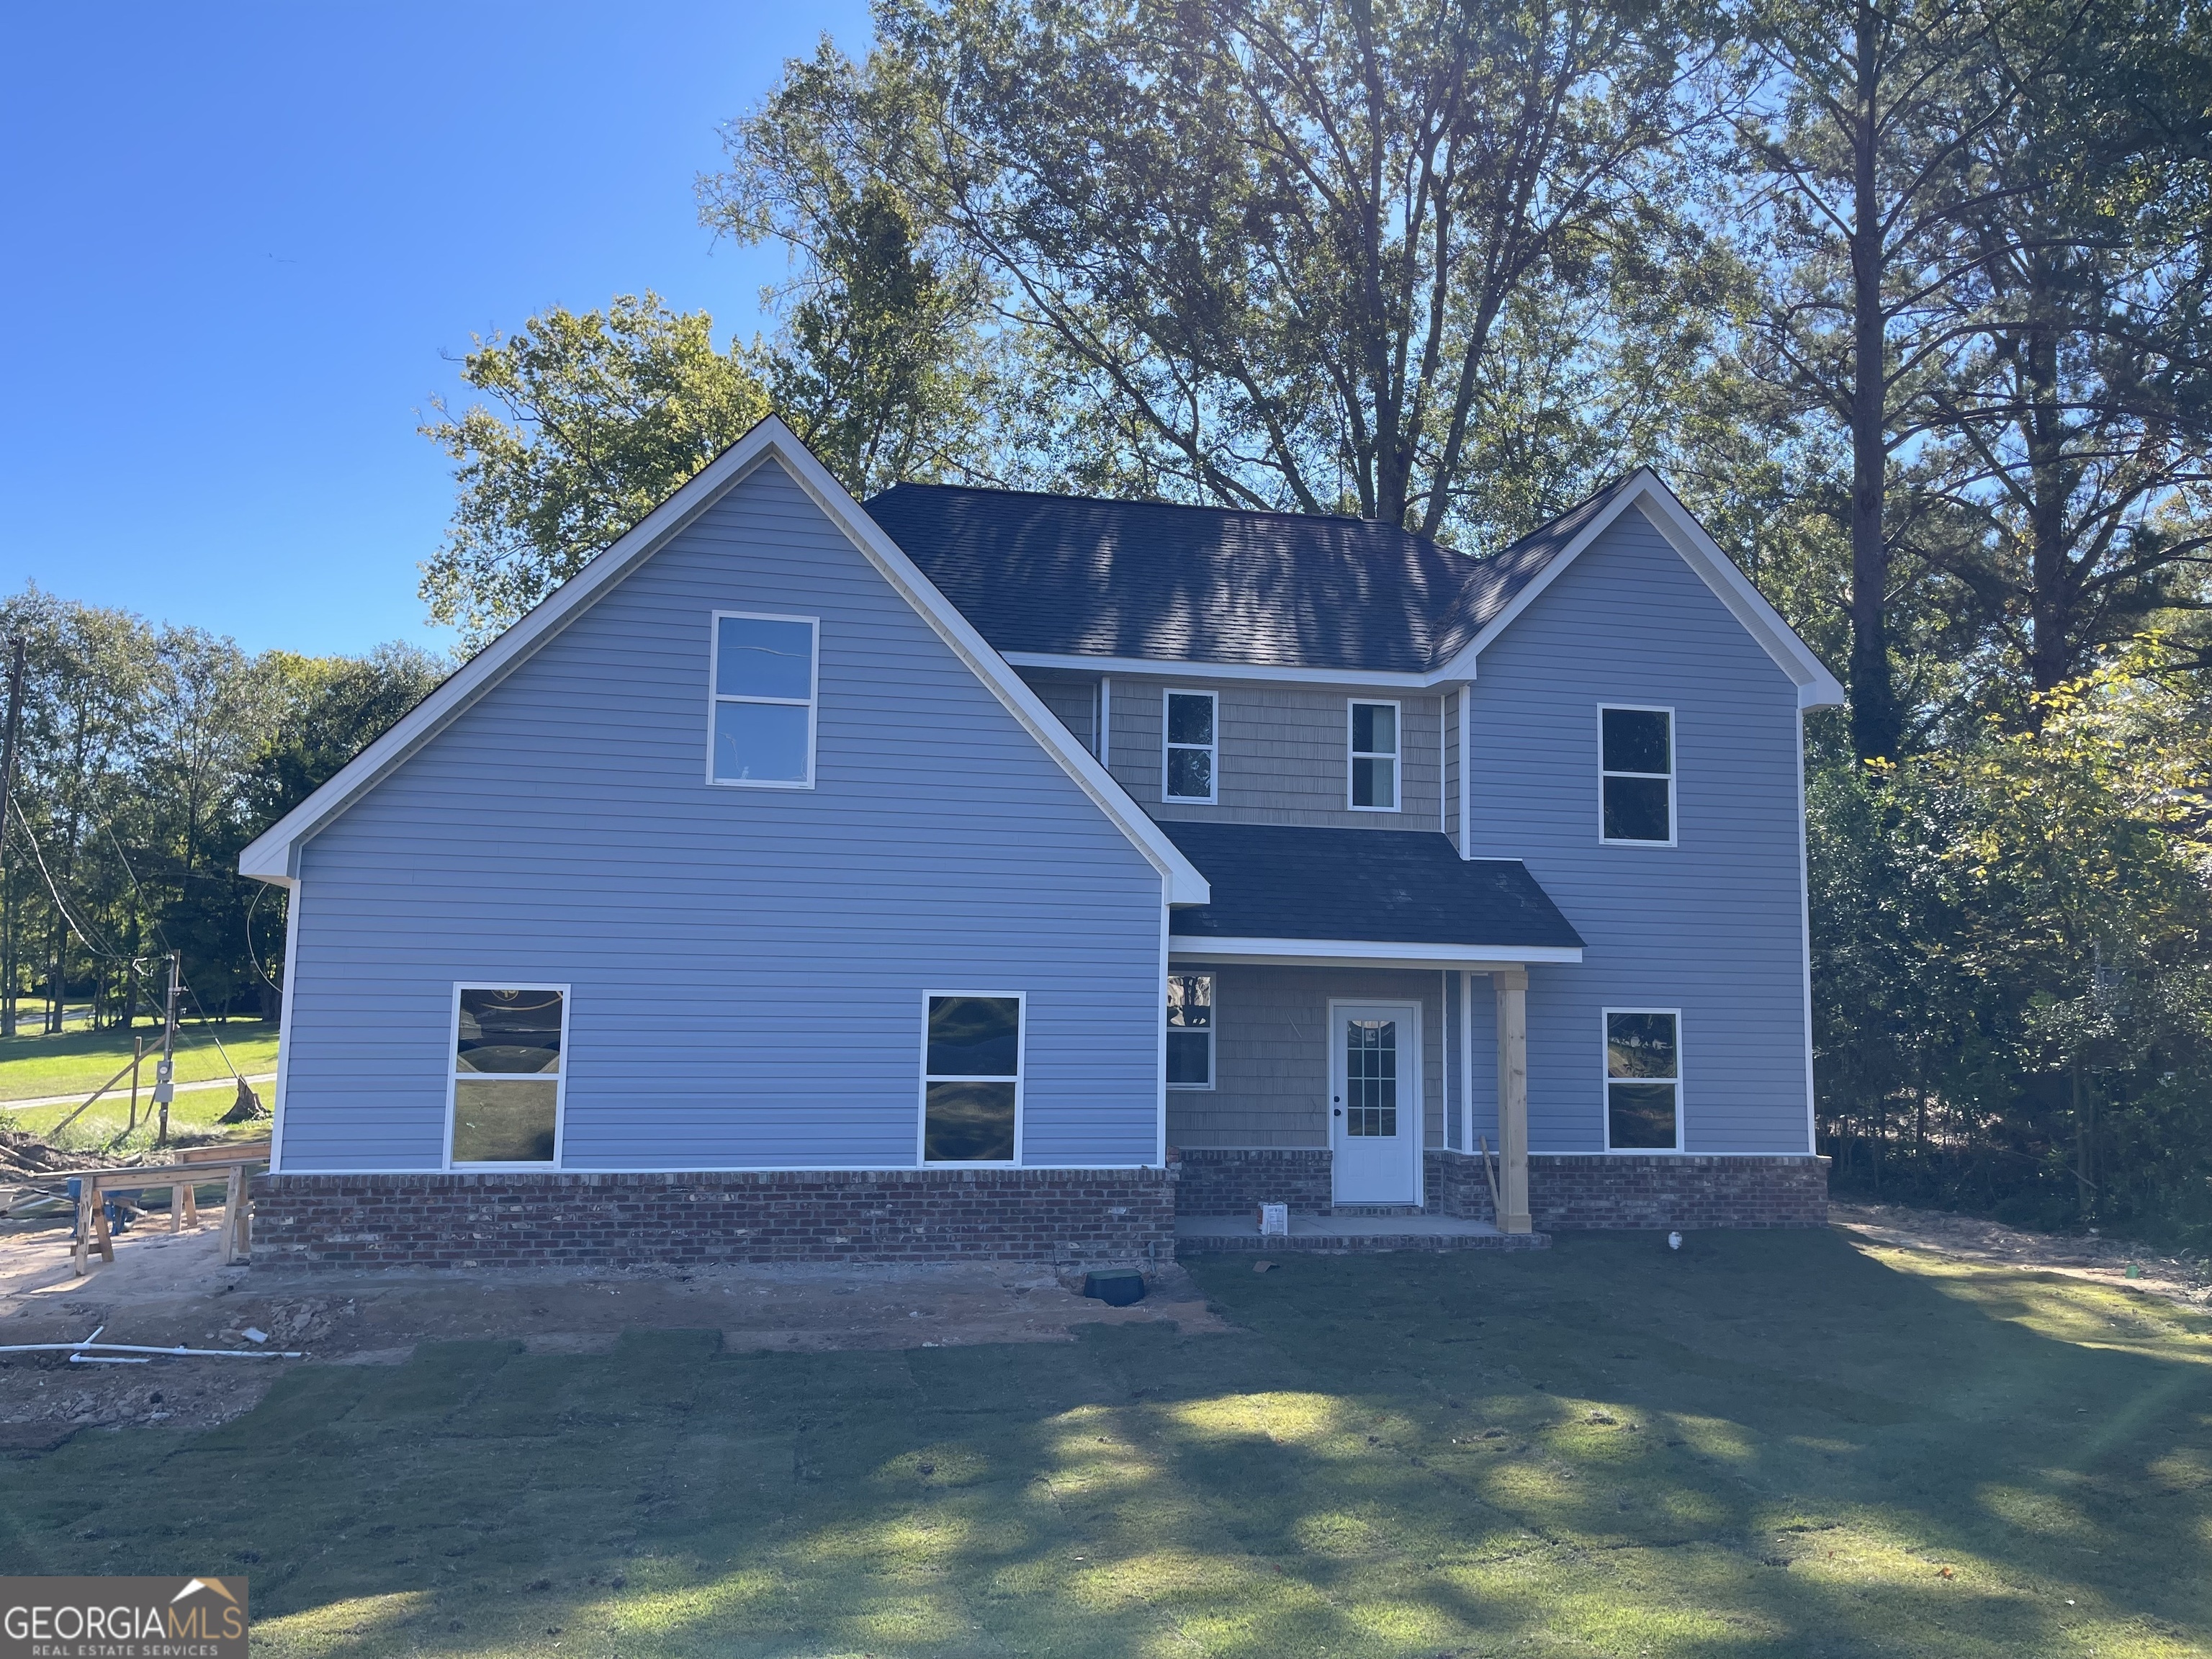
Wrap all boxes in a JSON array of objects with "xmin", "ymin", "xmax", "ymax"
[{"xmin": 1329, "ymin": 1000, "xmax": 1422, "ymax": 1205}]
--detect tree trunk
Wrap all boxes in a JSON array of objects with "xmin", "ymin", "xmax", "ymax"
[
  {"xmin": 2021, "ymin": 287, "xmax": 2075, "ymax": 706},
  {"xmin": 44, "ymin": 922, "xmax": 62, "ymax": 1035},
  {"xmin": 1847, "ymin": 0, "xmax": 1899, "ymax": 762},
  {"xmin": 2073, "ymin": 1059, "xmax": 2096, "ymax": 1216}
]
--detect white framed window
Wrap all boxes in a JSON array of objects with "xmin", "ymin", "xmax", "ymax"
[
  {"xmin": 1604, "ymin": 1008, "xmax": 1682, "ymax": 1151},
  {"xmin": 1166, "ymin": 972, "xmax": 1215, "ymax": 1089},
  {"xmin": 709, "ymin": 611, "xmax": 818, "ymax": 788},
  {"xmin": 1163, "ymin": 689, "xmax": 1218, "ymax": 803},
  {"xmin": 920, "ymin": 992, "xmax": 1024, "ymax": 1164},
  {"xmin": 447, "ymin": 984, "xmax": 569, "ymax": 1168},
  {"xmin": 1599, "ymin": 704, "xmax": 1673, "ymax": 845},
  {"xmin": 1349, "ymin": 699, "xmax": 1400, "ymax": 811}
]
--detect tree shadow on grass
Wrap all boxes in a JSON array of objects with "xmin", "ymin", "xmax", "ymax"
[{"xmin": 1, "ymin": 1231, "xmax": 2207, "ymax": 1657}]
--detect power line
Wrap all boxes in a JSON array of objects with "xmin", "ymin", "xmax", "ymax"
[{"xmin": 9, "ymin": 799, "xmax": 122, "ymax": 961}]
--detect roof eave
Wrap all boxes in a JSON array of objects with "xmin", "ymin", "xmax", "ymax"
[{"xmin": 1167, "ymin": 935, "xmax": 1584, "ymax": 966}]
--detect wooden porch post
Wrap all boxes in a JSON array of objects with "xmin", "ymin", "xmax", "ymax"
[{"xmin": 1493, "ymin": 967, "xmax": 1531, "ymax": 1233}]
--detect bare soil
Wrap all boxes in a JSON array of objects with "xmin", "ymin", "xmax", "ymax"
[
  {"xmin": 0, "ymin": 1208, "xmax": 1226, "ymax": 1444},
  {"xmin": 1829, "ymin": 1198, "xmax": 2212, "ymax": 1309},
  {"xmin": 12, "ymin": 1194, "xmax": 2200, "ymax": 1455}
]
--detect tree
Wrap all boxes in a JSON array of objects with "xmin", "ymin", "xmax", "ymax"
[
  {"xmin": 1809, "ymin": 644, "xmax": 2212, "ymax": 1233},
  {"xmin": 1918, "ymin": 0, "xmax": 2212, "ymax": 715},
  {"xmin": 418, "ymin": 295, "xmax": 770, "ymax": 650},
  {"xmin": 243, "ymin": 644, "xmax": 446, "ymax": 827},
  {"xmin": 712, "ymin": 0, "xmax": 1725, "ymax": 541},
  {"xmin": 704, "ymin": 40, "xmax": 999, "ymax": 496},
  {"xmin": 1737, "ymin": 0, "xmax": 2041, "ymax": 760}
]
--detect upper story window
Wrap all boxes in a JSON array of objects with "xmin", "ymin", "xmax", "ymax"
[
  {"xmin": 1599, "ymin": 706, "xmax": 1673, "ymax": 845},
  {"xmin": 1166, "ymin": 972, "xmax": 1215, "ymax": 1089},
  {"xmin": 1164, "ymin": 690, "xmax": 1218, "ymax": 803},
  {"xmin": 1349, "ymin": 700, "xmax": 1400, "ymax": 811},
  {"xmin": 711, "ymin": 612, "xmax": 817, "ymax": 788},
  {"xmin": 450, "ymin": 986, "xmax": 567, "ymax": 1166},
  {"xmin": 1604, "ymin": 1009, "xmax": 1681, "ymax": 1150},
  {"xmin": 922, "ymin": 993, "xmax": 1023, "ymax": 1164}
]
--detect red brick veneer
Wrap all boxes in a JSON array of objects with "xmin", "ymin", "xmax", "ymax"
[
  {"xmin": 251, "ymin": 1167, "xmax": 1175, "ymax": 1269},
  {"xmin": 1527, "ymin": 1154, "xmax": 1830, "ymax": 1229}
]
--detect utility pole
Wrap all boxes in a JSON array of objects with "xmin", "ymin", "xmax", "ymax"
[
  {"xmin": 0, "ymin": 638, "xmax": 24, "ymax": 1039},
  {"xmin": 154, "ymin": 950, "xmax": 179, "ymax": 1146}
]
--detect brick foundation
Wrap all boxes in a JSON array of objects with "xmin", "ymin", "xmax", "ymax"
[
  {"xmin": 1171, "ymin": 1148, "xmax": 1332, "ymax": 1215},
  {"xmin": 1527, "ymin": 1154, "xmax": 1829, "ymax": 1229},
  {"xmin": 1428, "ymin": 1149, "xmax": 1498, "ymax": 1224},
  {"xmin": 251, "ymin": 1167, "xmax": 1175, "ymax": 1270}
]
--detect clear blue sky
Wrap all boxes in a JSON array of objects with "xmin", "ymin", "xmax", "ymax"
[{"xmin": 0, "ymin": 1, "xmax": 873, "ymax": 658}]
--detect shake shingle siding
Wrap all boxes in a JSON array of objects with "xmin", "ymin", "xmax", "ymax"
[
  {"xmin": 279, "ymin": 459, "xmax": 1166, "ymax": 1174},
  {"xmin": 1463, "ymin": 508, "xmax": 1811, "ymax": 1155},
  {"xmin": 1166, "ymin": 965, "xmax": 1446, "ymax": 1150},
  {"xmin": 1100, "ymin": 675, "xmax": 1445, "ymax": 830}
]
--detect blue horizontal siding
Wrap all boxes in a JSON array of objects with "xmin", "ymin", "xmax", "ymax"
[
  {"xmin": 280, "ymin": 459, "xmax": 1164, "ymax": 1172},
  {"xmin": 1465, "ymin": 507, "xmax": 1812, "ymax": 1155}
]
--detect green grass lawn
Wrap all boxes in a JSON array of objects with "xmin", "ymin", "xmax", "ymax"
[
  {"xmin": 5, "ymin": 1231, "xmax": 2209, "ymax": 1658},
  {"xmin": 0, "ymin": 1022, "xmax": 278, "ymax": 1141}
]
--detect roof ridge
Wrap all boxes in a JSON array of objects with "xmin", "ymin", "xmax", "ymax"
[{"xmin": 872, "ymin": 479, "xmax": 1401, "ymax": 533}]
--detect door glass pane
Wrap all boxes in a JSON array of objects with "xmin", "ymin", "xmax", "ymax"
[
  {"xmin": 1603, "ymin": 775, "xmax": 1670, "ymax": 841},
  {"xmin": 716, "ymin": 616, "xmax": 814, "ymax": 700},
  {"xmin": 452, "ymin": 1080, "xmax": 559, "ymax": 1163},
  {"xmin": 714, "ymin": 700, "xmax": 811, "ymax": 783},
  {"xmin": 1166, "ymin": 693, "xmax": 1214, "ymax": 745},
  {"xmin": 457, "ymin": 989, "xmax": 563, "ymax": 1074},
  {"xmin": 925, "ymin": 1080, "xmax": 1017, "ymax": 1161},
  {"xmin": 1344, "ymin": 1017, "xmax": 1398, "ymax": 1136},
  {"xmin": 1601, "ymin": 707, "xmax": 1670, "ymax": 773},
  {"xmin": 1166, "ymin": 746, "xmax": 1213, "ymax": 799},
  {"xmin": 927, "ymin": 996, "xmax": 1020, "ymax": 1076},
  {"xmin": 1608, "ymin": 1082, "xmax": 1677, "ymax": 1148}
]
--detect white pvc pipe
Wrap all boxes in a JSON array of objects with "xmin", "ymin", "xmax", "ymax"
[{"xmin": 0, "ymin": 1341, "xmax": 303, "ymax": 1359}]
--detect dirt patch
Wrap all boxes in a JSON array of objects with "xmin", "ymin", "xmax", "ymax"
[
  {"xmin": 1831, "ymin": 1200, "xmax": 2212, "ymax": 1310},
  {"xmin": 0, "ymin": 1208, "xmax": 1226, "ymax": 1439}
]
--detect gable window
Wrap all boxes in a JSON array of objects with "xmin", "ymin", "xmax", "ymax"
[
  {"xmin": 922, "ymin": 993, "xmax": 1022, "ymax": 1163},
  {"xmin": 1604, "ymin": 1009, "xmax": 1681, "ymax": 1150},
  {"xmin": 1349, "ymin": 701, "xmax": 1400, "ymax": 811},
  {"xmin": 1164, "ymin": 690, "xmax": 1218, "ymax": 803},
  {"xmin": 449, "ymin": 986, "xmax": 567, "ymax": 1166},
  {"xmin": 1166, "ymin": 972, "xmax": 1215, "ymax": 1089},
  {"xmin": 1599, "ymin": 706, "xmax": 1673, "ymax": 844},
  {"xmin": 711, "ymin": 612, "xmax": 817, "ymax": 787}
]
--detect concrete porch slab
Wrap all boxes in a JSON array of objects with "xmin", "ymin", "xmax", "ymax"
[{"xmin": 1175, "ymin": 1212, "xmax": 1550, "ymax": 1253}]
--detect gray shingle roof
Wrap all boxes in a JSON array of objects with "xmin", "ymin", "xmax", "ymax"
[
  {"xmin": 865, "ymin": 479, "xmax": 1642, "ymax": 675},
  {"xmin": 1157, "ymin": 822, "xmax": 1583, "ymax": 950}
]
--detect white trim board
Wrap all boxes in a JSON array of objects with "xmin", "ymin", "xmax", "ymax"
[
  {"xmin": 1169, "ymin": 936, "xmax": 1582, "ymax": 967},
  {"xmin": 236, "ymin": 417, "xmax": 1209, "ymax": 906}
]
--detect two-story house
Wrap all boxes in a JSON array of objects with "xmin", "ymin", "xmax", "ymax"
[{"xmin": 240, "ymin": 418, "xmax": 1839, "ymax": 1269}]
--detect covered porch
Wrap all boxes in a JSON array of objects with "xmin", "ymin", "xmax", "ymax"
[{"xmin": 1157, "ymin": 822, "xmax": 1584, "ymax": 1238}]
